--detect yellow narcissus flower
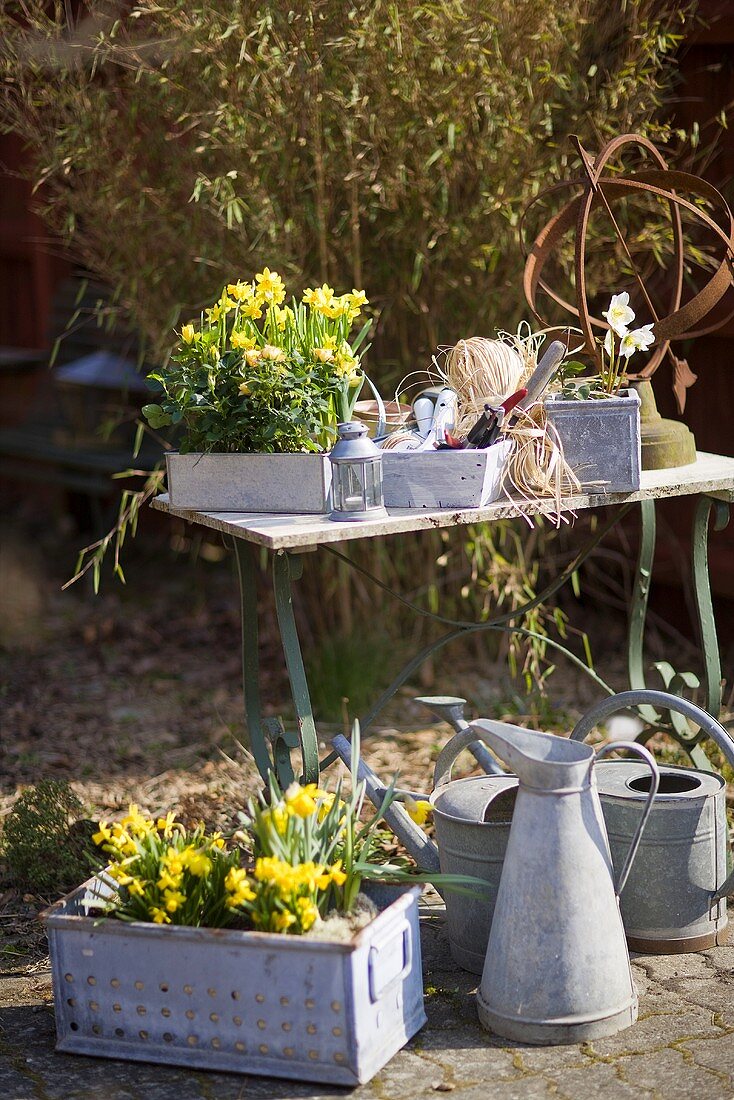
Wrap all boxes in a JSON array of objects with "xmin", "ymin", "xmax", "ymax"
[
  {"xmin": 121, "ymin": 804, "xmax": 154, "ymax": 839},
  {"xmin": 241, "ymin": 300, "xmax": 263, "ymax": 320},
  {"xmin": 284, "ymin": 782, "xmax": 318, "ymax": 818},
  {"xmin": 329, "ymin": 860, "xmax": 347, "ymax": 886},
  {"xmin": 150, "ymin": 906, "xmax": 171, "ymax": 925},
  {"xmin": 163, "ymin": 889, "xmax": 187, "ymax": 913},
  {"xmin": 405, "ymin": 797, "xmax": 432, "ymax": 827},
  {"xmin": 157, "ymin": 812, "xmax": 179, "ymax": 836},
  {"xmin": 302, "ymin": 284, "xmax": 335, "ymax": 314},
  {"xmin": 231, "ymin": 330, "xmax": 256, "ymax": 351},
  {"xmin": 127, "ymin": 879, "xmax": 146, "ymax": 898},
  {"xmin": 181, "ymin": 324, "xmax": 196, "ymax": 344},
  {"xmin": 92, "ymin": 821, "xmax": 112, "ymax": 846},
  {"xmin": 157, "ymin": 869, "xmax": 182, "ymax": 892},
  {"xmin": 255, "ymin": 267, "xmax": 286, "ymax": 305},
  {"xmin": 273, "ymin": 910, "xmax": 297, "ymax": 932},
  {"xmin": 227, "ymin": 280, "xmax": 256, "ymax": 303},
  {"xmin": 180, "ymin": 847, "xmax": 212, "ymax": 878},
  {"xmin": 271, "ymin": 303, "xmax": 294, "ymax": 331},
  {"xmin": 296, "ymin": 897, "xmax": 319, "ymax": 931}
]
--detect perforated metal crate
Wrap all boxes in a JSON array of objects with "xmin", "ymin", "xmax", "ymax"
[{"xmin": 42, "ymin": 880, "xmax": 425, "ymax": 1086}]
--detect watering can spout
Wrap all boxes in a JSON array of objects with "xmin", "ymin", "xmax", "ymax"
[{"xmin": 469, "ymin": 719, "xmax": 592, "ymax": 789}]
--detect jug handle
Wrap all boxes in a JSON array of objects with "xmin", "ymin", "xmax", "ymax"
[
  {"xmin": 433, "ymin": 725, "xmax": 505, "ymax": 788},
  {"xmin": 593, "ymin": 741, "xmax": 659, "ymax": 898}
]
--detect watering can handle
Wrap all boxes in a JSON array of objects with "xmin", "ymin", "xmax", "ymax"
[
  {"xmin": 593, "ymin": 740, "xmax": 659, "ymax": 898},
  {"xmin": 570, "ymin": 689, "xmax": 734, "ymax": 771}
]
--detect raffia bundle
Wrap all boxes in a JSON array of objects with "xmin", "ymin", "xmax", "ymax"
[{"xmin": 443, "ymin": 334, "xmax": 580, "ymax": 519}]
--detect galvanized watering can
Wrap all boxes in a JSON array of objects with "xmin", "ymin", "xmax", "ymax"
[
  {"xmin": 468, "ymin": 718, "xmax": 658, "ymax": 1044},
  {"xmin": 571, "ymin": 689, "xmax": 734, "ymax": 953}
]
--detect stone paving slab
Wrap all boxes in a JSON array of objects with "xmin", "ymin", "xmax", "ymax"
[{"xmin": 0, "ymin": 909, "xmax": 732, "ymax": 1100}]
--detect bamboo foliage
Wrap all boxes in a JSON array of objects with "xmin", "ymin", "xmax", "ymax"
[{"xmin": 0, "ymin": 0, "xmax": 693, "ymax": 375}]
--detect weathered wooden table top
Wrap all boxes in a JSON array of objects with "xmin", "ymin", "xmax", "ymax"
[{"xmin": 151, "ymin": 450, "xmax": 734, "ymax": 552}]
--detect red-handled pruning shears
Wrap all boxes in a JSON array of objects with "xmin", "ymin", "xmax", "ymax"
[{"xmin": 464, "ymin": 387, "xmax": 527, "ymax": 449}]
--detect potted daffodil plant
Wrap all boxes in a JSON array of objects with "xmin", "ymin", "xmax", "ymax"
[
  {"xmin": 143, "ymin": 271, "xmax": 372, "ymax": 512},
  {"xmin": 41, "ymin": 729, "xmax": 473, "ymax": 1085},
  {"xmin": 544, "ymin": 292, "xmax": 650, "ymax": 492}
]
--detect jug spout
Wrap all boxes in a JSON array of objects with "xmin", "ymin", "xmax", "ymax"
[{"xmin": 469, "ymin": 719, "xmax": 593, "ymax": 790}]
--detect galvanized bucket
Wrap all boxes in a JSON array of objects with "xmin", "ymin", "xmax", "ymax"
[
  {"xmin": 429, "ymin": 768, "xmax": 518, "ymax": 973},
  {"xmin": 572, "ymin": 689, "xmax": 734, "ymax": 953}
]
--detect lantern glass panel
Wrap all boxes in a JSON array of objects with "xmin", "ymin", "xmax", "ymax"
[{"xmin": 336, "ymin": 463, "xmax": 367, "ymax": 512}]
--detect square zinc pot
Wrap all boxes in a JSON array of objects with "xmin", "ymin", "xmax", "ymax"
[
  {"xmin": 382, "ymin": 440, "xmax": 513, "ymax": 509},
  {"xmin": 165, "ymin": 451, "xmax": 333, "ymax": 513},
  {"xmin": 543, "ymin": 388, "xmax": 641, "ymax": 493},
  {"xmin": 42, "ymin": 879, "xmax": 426, "ymax": 1087}
]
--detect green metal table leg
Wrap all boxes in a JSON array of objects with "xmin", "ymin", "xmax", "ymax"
[
  {"xmin": 627, "ymin": 499, "xmax": 660, "ymax": 725},
  {"xmin": 692, "ymin": 494, "xmax": 731, "ymax": 720},
  {"xmin": 273, "ymin": 551, "xmax": 320, "ymax": 787},
  {"xmin": 233, "ymin": 540, "xmax": 273, "ymax": 781}
]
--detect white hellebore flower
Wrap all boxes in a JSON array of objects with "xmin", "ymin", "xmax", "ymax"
[
  {"xmin": 603, "ymin": 292, "xmax": 635, "ymax": 337},
  {"xmin": 603, "ymin": 328, "xmax": 616, "ymax": 358},
  {"xmin": 619, "ymin": 324, "xmax": 655, "ymax": 360}
]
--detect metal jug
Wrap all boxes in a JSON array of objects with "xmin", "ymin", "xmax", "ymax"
[
  {"xmin": 572, "ymin": 690, "xmax": 734, "ymax": 952},
  {"xmin": 469, "ymin": 718, "xmax": 658, "ymax": 1045}
]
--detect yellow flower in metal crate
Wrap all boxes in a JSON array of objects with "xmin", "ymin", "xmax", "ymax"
[
  {"xmin": 180, "ymin": 847, "xmax": 213, "ymax": 878},
  {"xmin": 296, "ymin": 897, "xmax": 320, "ymax": 931},
  {"xmin": 404, "ymin": 797, "xmax": 432, "ymax": 826},
  {"xmin": 150, "ymin": 906, "xmax": 171, "ymax": 924},
  {"xmin": 163, "ymin": 889, "xmax": 187, "ymax": 913}
]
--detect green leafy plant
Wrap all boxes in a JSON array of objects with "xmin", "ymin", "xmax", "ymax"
[
  {"xmin": 1, "ymin": 781, "xmax": 95, "ymax": 897},
  {"xmin": 143, "ymin": 273, "xmax": 371, "ymax": 453}
]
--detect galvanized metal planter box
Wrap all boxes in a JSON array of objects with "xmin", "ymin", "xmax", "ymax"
[
  {"xmin": 543, "ymin": 389, "xmax": 641, "ymax": 493},
  {"xmin": 382, "ymin": 440, "xmax": 513, "ymax": 509},
  {"xmin": 165, "ymin": 451, "xmax": 333, "ymax": 513},
  {"xmin": 42, "ymin": 880, "xmax": 425, "ymax": 1086}
]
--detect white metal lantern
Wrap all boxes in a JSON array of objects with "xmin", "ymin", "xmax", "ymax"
[{"xmin": 329, "ymin": 422, "xmax": 388, "ymax": 522}]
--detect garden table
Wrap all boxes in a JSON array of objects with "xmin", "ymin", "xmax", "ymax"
[{"xmin": 152, "ymin": 450, "xmax": 734, "ymax": 787}]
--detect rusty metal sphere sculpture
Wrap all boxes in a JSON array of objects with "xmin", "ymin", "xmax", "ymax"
[{"xmin": 522, "ymin": 133, "xmax": 734, "ymax": 412}]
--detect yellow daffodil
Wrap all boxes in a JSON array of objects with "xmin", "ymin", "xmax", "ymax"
[
  {"xmin": 121, "ymin": 804, "xmax": 154, "ymax": 839},
  {"xmin": 329, "ymin": 860, "xmax": 347, "ymax": 887},
  {"xmin": 302, "ymin": 284, "xmax": 335, "ymax": 314},
  {"xmin": 255, "ymin": 267, "xmax": 286, "ymax": 306},
  {"xmin": 127, "ymin": 879, "xmax": 146, "ymax": 898},
  {"xmin": 296, "ymin": 897, "xmax": 319, "ymax": 931},
  {"xmin": 181, "ymin": 324, "xmax": 196, "ymax": 344},
  {"xmin": 272, "ymin": 910, "xmax": 297, "ymax": 932},
  {"xmin": 227, "ymin": 280, "xmax": 256, "ymax": 303},
  {"xmin": 271, "ymin": 303, "xmax": 294, "ymax": 331},
  {"xmin": 150, "ymin": 906, "xmax": 171, "ymax": 925},
  {"xmin": 162, "ymin": 848, "xmax": 184, "ymax": 877},
  {"xmin": 405, "ymin": 797, "xmax": 432, "ymax": 827},
  {"xmin": 241, "ymin": 300, "xmax": 263, "ymax": 320},
  {"xmin": 92, "ymin": 821, "xmax": 112, "ymax": 846},
  {"xmin": 157, "ymin": 870, "xmax": 182, "ymax": 892},
  {"xmin": 231, "ymin": 330, "xmax": 256, "ymax": 351},
  {"xmin": 180, "ymin": 847, "xmax": 212, "ymax": 878},
  {"xmin": 284, "ymin": 783, "xmax": 318, "ymax": 818},
  {"xmin": 156, "ymin": 812, "xmax": 179, "ymax": 836},
  {"xmin": 163, "ymin": 889, "xmax": 187, "ymax": 913}
]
